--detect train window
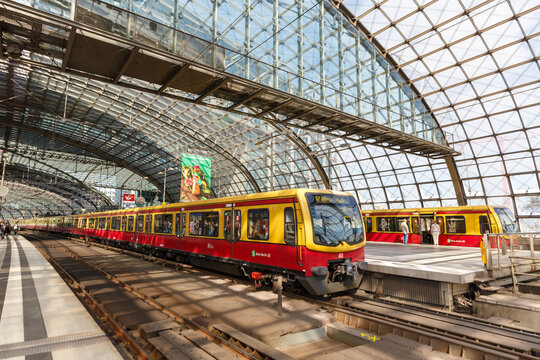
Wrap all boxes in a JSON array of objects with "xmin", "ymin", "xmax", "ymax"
[
  {"xmin": 121, "ymin": 216, "xmax": 127, "ymax": 232},
  {"xmin": 127, "ymin": 216, "xmax": 134, "ymax": 232},
  {"xmin": 377, "ymin": 217, "xmax": 404, "ymax": 232},
  {"xmin": 365, "ymin": 217, "xmax": 372, "ymax": 233},
  {"xmin": 98, "ymin": 217, "xmax": 106, "ymax": 229},
  {"xmin": 436, "ymin": 216, "xmax": 444, "ymax": 234},
  {"xmin": 396, "ymin": 217, "xmax": 409, "ymax": 232},
  {"xmin": 137, "ymin": 215, "xmax": 144, "ymax": 232},
  {"xmin": 154, "ymin": 214, "xmax": 173, "ymax": 234},
  {"xmin": 284, "ymin": 207, "xmax": 295, "ymax": 246},
  {"xmin": 189, "ymin": 212, "xmax": 219, "ymax": 237},
  {"xmin": 224, "ymin": 210, "xmax": 232, "ymax": 241},
  {"xmin": 106, "ymin": 217, "xmax": 111, "ymax": 230},
  {"xmin": 111, "ymin": 217, "xmax": 121, "ymax": 230},
  {"xmin": 189, "ymin": 213, "xmax": 202, "ymax": 236},
  {"xmin": 234, "ymin": 210, "xmax": 241, "ymax": 241},
  {"xmin": 145, "ymin": 215, "xmax": 152, "ymax": 234},
  {"xmin": 88, "ymin": 218, "xmax": 95, "ymax": 229},
  {"xmin": 479, "ymin": 216, "xmax": 490, "ymax": 234},
  {"xmin": 447, "ymin": 216, "xmax": 466, "ymax": 233},
  {"xmin": 247, "ymin": 209, "xmax": 269, "ymax": 241}
]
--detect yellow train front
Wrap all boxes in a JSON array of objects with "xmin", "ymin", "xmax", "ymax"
[{"xmin": 24, "ymin": 189, "xmax": 367, "ymax": 296}]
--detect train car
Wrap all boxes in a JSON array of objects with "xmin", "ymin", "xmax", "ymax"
[
  {"xmin": 362, "ymin": 205, "xmax": 517, "ymax": 247},
  {"xmin": 26, "ymin": 189, "xmax": 367, "ymax": 296}
]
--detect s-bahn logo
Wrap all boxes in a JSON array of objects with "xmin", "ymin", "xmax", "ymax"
[{"xmin": 251, "ymin": 250, "xmax": 271, "ymax": 258}]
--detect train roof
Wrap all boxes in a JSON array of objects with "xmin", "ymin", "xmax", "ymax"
[
  {"xmin": 361, "ymin": 205, "xmax": 508, "ymax": 215},
  {"xmin": 70, "ymin": 188, "xmax": 354, "ymax": 217}
]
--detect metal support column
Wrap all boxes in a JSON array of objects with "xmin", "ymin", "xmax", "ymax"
[
  {"xmin": 319, "ymin": 0, "xmax": 325, "ymax": 104},
  {"xmin": 297, "ymin": 0, "xmax": 304, "ymax": 97},
  {"xmin": 245, "ymin": 0, "xmax": 251, "ymax": 79},
  {"xmin": 445, "ymin": 156, "xmax": 467, "ymax": 206},
  {"xmin": 338, "ymin": 15, "xmax": 344, "ymax": 111},
  {"xmin": 273, "ymin": 0, "xmax": 279, "ymax": 89}
]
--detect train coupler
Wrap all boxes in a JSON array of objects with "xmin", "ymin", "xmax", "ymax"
[{"xmin": 251, "ymin": 272, "xmax": 263, "ymax": 288}]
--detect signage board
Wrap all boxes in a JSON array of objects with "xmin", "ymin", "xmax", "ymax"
[{"xmin": 181, "ymin": 154, "xmax": 211, "ymax": 201}]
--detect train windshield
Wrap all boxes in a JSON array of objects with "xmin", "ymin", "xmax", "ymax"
[
  {"xmin": 494, "ymin": 207, "xmax": 518, "ymax": 233},
  {"xmin": 306, "ymin": 193, "xmax": 364, "ymax": 247}
]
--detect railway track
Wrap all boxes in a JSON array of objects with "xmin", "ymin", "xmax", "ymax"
[
  {"xmin": 27, "ymin": 232, "xmax": 540, "ymax": 360},
  {"xmin": 324, "ymin": 296, "xmax": 540, "ymax": 359},
  {"xmin": 26, "ymin": 233, "xmax": 283, "ymax": 360}
]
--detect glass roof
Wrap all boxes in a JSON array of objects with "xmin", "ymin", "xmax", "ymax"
[
  {"xmin": 0, "ymin": 0, "xmax": 538, "ymax": 231},
  {"xmin": 340, "ymin": 0, "xmax": 540, "ymax": 230}
]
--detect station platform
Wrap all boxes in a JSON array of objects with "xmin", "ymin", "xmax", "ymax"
[
  {"xmin": 361, "ymin": 242, "xmax": 538, "ymax": 308},
  {"xmin": 0, "ymin": 235, "xmax": 123, "ymax": 359},
  {"xmin": 364, "ymin": 242, "xmax": 488, "ymax": 284}
]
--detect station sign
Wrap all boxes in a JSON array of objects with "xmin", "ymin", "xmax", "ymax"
[{"xmin": 123, "ymin": 193, "xmax": 135, "ymax": 202}]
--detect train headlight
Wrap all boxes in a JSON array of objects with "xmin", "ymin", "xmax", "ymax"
[{"xmin": 346, "ymin": 263, "xmax": 357, "ymax": 276}]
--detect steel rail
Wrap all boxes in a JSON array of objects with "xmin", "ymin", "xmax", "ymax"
[
  {"xmin": 305, "ymin": 296, "xmax": 540, "ymax": 359},
  {"xmin": 35, "ymin": 235, "xmax": 263, "ymax": 360},
  {"xmin": 354, "ymin": 295, "xmax": 540, "ymax": 343}
]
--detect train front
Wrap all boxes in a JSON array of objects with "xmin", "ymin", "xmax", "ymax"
[{"xmin": 298, "ymin": 191, "xmax": 367, "ymax": 296}]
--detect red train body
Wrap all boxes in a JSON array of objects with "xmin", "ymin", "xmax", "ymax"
[{"xmin": 22, "ymin": 189, "xmax": 367, "ymax": 296}]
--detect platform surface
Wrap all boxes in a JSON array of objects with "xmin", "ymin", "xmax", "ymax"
[
  {"xmin": 365, "ymin": 243, "xmax": 496, "ymax": 284},
  {"xmin": 0, "ymin": 235, "xmax": 123, "ymax": 359}
]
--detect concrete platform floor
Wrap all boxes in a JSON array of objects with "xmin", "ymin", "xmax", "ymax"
[
  {"xmin": 0, "ymin": 235, "xmax": 124, "ymax": 359},
  {"xmin": 364, "ymin": 242, "xmax": 539, "ymax": 284}
]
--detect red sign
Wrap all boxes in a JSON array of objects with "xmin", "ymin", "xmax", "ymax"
[{"xmin": 123, "ymin": 193, "xmax": 135, "ymax": 202}]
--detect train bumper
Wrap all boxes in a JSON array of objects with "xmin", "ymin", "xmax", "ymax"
[{"xmin": 298, "ymin": 261, "xmax": 368, "ymax": 296}]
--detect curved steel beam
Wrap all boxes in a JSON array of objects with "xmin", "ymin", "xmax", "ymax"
[
  {"xmin": 8, "ymin": 152, "xmax": 114, "ymax": 208},
  {"xmin": 23, "ymin": 66, "xmax": 262, "ymax": 195},
  {"xmin": 0, "ymin": 117, "xmax": 165, "ymax": 196}
]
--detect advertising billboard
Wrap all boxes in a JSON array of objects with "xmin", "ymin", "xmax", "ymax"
[{"xmin": 181, "ymin": 154, "xmax": 211, "ymax": 201}]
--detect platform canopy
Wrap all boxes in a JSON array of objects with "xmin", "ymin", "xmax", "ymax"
[{"xmin": 0, "ymin": 0, "xmax": 537, "ymax": 230}]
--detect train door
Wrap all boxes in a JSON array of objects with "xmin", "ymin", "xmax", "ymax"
[
  {"xmin": 134, "ymin": 214, "xmax": 142, "ymax": 247},
  {"xmin": 282, "ymin": 205, "xmax": 299, "ymax": 266},
  {"xmin": 174, "ymin": 212, "xmax": 184, "ymax": 251},
  {"xmin": 224, "ymin": 209, "xmax": 234, "ymax": 258},
  {"xmin": 420, "ymin": 214, "xmax": 434, "ymax": 244},
  {"xmin": 410, "ymin": 216, "xmax": 420, "ymax": 244},
  {"xmin": 230, "ymin": 208, "xmax": 242, "ymax": 259},
  {"xmin": 144, "ymin": 214, "xmax": 152, "ymax": 246}
]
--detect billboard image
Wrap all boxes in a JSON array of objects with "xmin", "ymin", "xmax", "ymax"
[{"xmin": 181, "ymin": 154, "xmax": 211, "ymax": 201}]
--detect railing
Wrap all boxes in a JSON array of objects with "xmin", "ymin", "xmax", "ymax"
[{"xmin": 483, "ymin": 232, "xmax": 540, "ymax": 292}]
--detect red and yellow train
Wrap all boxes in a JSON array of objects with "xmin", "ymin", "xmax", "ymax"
[
  {"xmin": 19, "ymin": 189, "xmax": 367, "ymax": 296},
  {"xmin": 362, "ymin": 205, "xmax": 517, "ymax": 247}
]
